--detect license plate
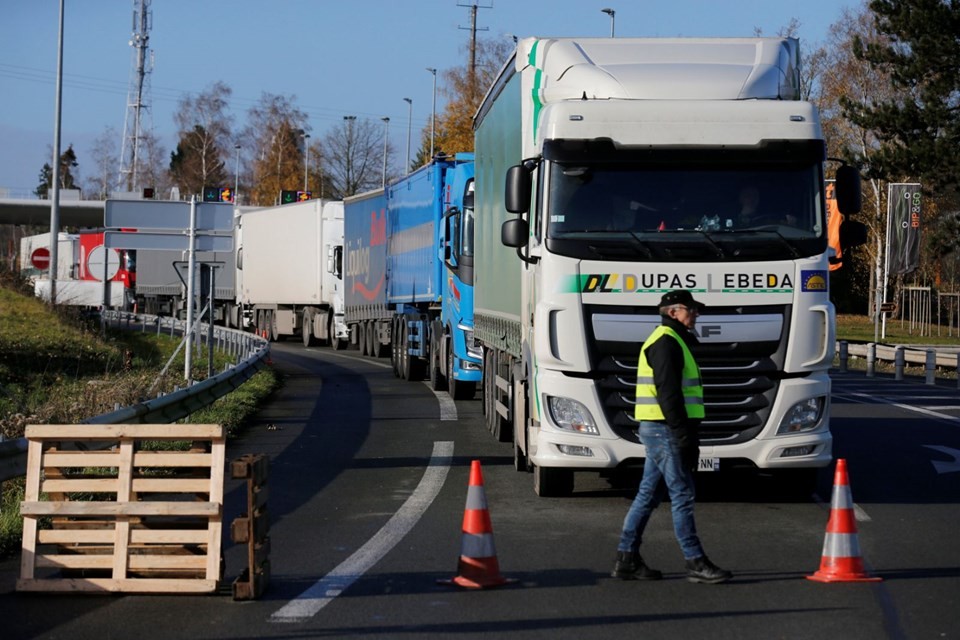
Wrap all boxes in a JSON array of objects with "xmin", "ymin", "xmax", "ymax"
[{"xmin": 698, "ymin": 457, "xmax": 720, "ymax": 472}]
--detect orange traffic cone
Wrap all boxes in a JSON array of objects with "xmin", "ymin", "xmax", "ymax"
[
  {"xmin": 438, "ymin": 460, "xmax": 517, "ymax": 589},
  {"xmin": 807, "ymin": 459, "xmax": 882, "ymax": 583}
]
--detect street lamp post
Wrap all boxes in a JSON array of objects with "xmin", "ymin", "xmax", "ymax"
[
  {"xmin": 601, "ymin": 7, "xmax": 616, "ymax": 37},
  {"xmin": 301, "ymin": 131, "xmax": 310, "ymax": 192},
  {"xmin": 381, "ymin": 116, "xmax": 390, "ymax": 188},
  {"xmin": 403, "ymin": 97, "xmax": 412, "ymax": 174},
  {"xmin": 234, "ymin": 144, "xmax": 240, "ymax": 205},
  {"xmin": 426, "ymin": 68, "xmax": 437, "ymax": 160}
]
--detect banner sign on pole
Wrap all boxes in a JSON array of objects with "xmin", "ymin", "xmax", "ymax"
[{"xmin": 886, "ymin": 183, "xmax": 921, "ymax": 275}]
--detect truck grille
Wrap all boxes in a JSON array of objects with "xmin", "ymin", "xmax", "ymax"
[{"xmin": 588, "ymin": 305, "xmax": 788, "ymax": 446}]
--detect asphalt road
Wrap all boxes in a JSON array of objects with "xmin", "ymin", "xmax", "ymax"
[{"xmin": 2, "ymin": 343, "xmax": 958, "ymax": 639}]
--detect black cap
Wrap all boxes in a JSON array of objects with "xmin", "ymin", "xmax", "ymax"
[{"xmin": 659, "ymin": 289, "xmax": 705, "ymax": 310}]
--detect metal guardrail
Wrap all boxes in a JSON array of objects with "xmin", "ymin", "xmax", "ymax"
[
  {"xmin": 837, "ymin": 340, "xmax": 960, "ymax": 387},
  {"xmin": 0, "ymin": 311, "xmax": 269, "ymax": 483}
]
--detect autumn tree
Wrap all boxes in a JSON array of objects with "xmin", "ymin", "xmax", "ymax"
[
  {"xmin": 170, "ymin": 82, "xmax": 233, "ymax": 199},
  {"xmin": 429, "ymin": 37, "xmax": 514, "ymax": 157},
  {"xmin": 242, "ymin": 93, "xmax": 308, "ymax": 206},
  {"xmin": 321, "ymin": 117, "xmax": 394, "ymax": 198},
  {"xmin": 34, "ymin": 144, "xmax": 79, "ymax": 198}
]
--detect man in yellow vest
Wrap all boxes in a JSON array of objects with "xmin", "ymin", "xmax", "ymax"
[{"xmin": 612, "ymin": 289, "xmax": 733, "ymax": 584}]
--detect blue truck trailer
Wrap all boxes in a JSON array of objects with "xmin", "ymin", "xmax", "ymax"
[{"xmin": 343, "ymin": 153, "xmax": 481, "ymax": 399}]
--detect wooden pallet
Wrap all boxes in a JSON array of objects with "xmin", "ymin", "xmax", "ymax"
[{"xmin": 18, "ymin": 424, "xmax": 225, "ymax": 594}]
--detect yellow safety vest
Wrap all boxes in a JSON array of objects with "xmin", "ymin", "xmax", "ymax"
[{"xmin": 634, "ymin": 325, "xmax": 705, "ymax": 421}]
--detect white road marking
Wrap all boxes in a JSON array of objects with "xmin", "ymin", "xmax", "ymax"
[
  {"xmin": 270, "ymin": 441, "xmax": 455, "ymax": 623},
  {"xmin": 849, "ymin": 392, "xmax": 960, "ymax": 425},
  {"xmin": 423, "ymin": 382, "xmax": 458, "ymax": 420}
]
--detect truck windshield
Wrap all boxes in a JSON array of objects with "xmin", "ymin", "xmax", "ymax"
[{"xmin": 544, "ymin": 160, "xmax": 826, "ymax": 262}]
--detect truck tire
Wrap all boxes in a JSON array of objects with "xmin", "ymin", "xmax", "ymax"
[
  {"xmin": 533, "ymin": 465, "xmax": 574, "ymax": 497},
  {"xmin": 390, "ymin": 318, "xmax": 401, "ymax": 376},
  {"xmin": 359, "ymin": 322, "xmax": 369, "ymax": 356},
  {"xmin": 429, "ymin": 333, "xmax": 446, "ymax": 391},
  {"xmin": 447, "ymin": 348, "xmax": 475, "ymax": 400},
  {"xmin": 270, "ymin": 311, "xmax": 284, "ymax": 342},
  {"xmin": 366, "ymin": 321, "xmax": 379, "ymax": 358},
  {"xmin": 302, "ymin": 309, "xmax": 316, "ymax": 347}
]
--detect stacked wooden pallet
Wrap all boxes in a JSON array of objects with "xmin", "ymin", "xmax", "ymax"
[{"xmin": 18, "ymin": 423, "xmax": 225, "ymax": 594}]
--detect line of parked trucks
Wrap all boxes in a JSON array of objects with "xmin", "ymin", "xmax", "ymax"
[{"xmin": 20, "ymin": 37, "xmax": 869, "ymax": 496}]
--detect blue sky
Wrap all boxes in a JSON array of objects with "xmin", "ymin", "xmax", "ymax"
[{"xmin": 0, "ymin": 0, "xmax": 864, "ymax": 196}]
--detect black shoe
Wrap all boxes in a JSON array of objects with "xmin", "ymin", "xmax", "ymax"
[
  {"xmin": 612, "ymin": 551, "xmax": 662, "ymax": 580},
  {"xmin": 685, "ymin": 556, "xmax": 732, "ymax": 584}
]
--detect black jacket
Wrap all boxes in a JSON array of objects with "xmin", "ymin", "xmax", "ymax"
[{"xmin": 643, "ymin": 315, "xmax": 702, "ymax": 446}]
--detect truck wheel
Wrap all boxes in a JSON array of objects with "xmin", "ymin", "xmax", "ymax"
[
  {"xmin": 534, "ymin": 466, "xmax": 574, "ymax": 497},
  {"xmin": 302, "ymin": 309, "xmax": 316, "ymax": 347},
  {"xmin": 390, "ymin": 318, "xmax": 401, "ymax": 376},
  {"xmin": 429, "ymin": 333, "xmax": 446, "ymax": 391},
  {"xmin": 447, "ymin": 348, "xmax": 475, "ymax": 400},
  {"xmin": 359, "ymin": 322, "xmax": 369, "ymax": 356},
  {"xmin": 270, "ymin": 311, "xmax": 284, "ymax": 342},
  {"xmin": 513, "ymin": 423, "xmax": 528, "ymax": 472},
  {"xmin": 366, "ymin": 321, "xmax": 379, "ymax": 358}
]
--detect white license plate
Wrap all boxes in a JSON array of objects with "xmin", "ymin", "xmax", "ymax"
[{"xmin": 698, "ymin": 457, "xmax": 720, "ymax": 472}]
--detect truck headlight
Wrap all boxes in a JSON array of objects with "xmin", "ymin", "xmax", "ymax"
[
  {"xmin": 458, "ymin": 325, "xmax": 482, "ymax": 359},
  {"xmin": 547, "ymin": 396, "xmax": 600, "ymax": 435},
  {"xmin": 776, "ymin": 397, "xmax": 825, "ymax": 434}
]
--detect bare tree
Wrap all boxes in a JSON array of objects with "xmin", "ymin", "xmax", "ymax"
[
  {"xmin": 84, "ymin": 126, "xmax": 119, "ymax": 200},
  {"xmin": 819, "ymin": 6, "xmax": 896, "ymax": 313},
  {"xmin": 170, "ymin": 82, "xmax": 233, "ymax": 198},
  {"xmin": 321, "ymin": 117, "xmax": 393, "ymax": 198}
]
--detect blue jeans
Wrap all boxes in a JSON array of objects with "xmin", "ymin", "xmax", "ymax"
[{"xmin": 618, "ymin": 421, "xmax": 704, "ymax": 560}]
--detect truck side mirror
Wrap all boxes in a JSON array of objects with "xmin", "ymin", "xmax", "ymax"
[
  {"xmin": 328, "ymin": 246, "xmax": 343, "ymax": 279},
  {"xmin": 505, "ymin": 165, "xmax": 531, "ymax": 213},
  {"xmin": 839, "ymin": 219, "xmax": 868, "ymax": 249},
  {"xmin": 501, "ymin": 217, "xmax": 528, "ymax": 248},
  {"xmin": 834, "ymin": 165, "xmax": 862, "ymax": 215}
]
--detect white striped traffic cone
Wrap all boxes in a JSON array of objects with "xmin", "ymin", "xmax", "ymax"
[
  {"xmin": 807, "ymin": 458, "xmax": 882, "ymax": 583},
  {"xmin": 438, "ymin": 460, "xmax": 517, "ymax": 589}
]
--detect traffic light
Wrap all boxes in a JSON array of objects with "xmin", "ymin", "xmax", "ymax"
[
  {"xmin": 142, "ymin": 187, "xmax": 155, "ymax": 199},
  {"xmin": 219, "ymin": 187, "xmax": 234, "ymax": 203},
  {"xmin": 203, "ymin": 186, "xmax": 220, "ymax": 202},
  {"xmin": 297, "ymin": 190, "xmax": 312, "ymax": 202},
  {"xmin": 280, "ymin": 190, "xmax": 298, "ymax": 204}
]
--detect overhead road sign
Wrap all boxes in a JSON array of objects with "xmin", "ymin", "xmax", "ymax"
[
  {"xmin": 105, "ymin": 199, "xmax": 234, "ymax": 232},
  {"xmin": 104, "ymin": 231, "xmax": 233, "ymax": 252}
]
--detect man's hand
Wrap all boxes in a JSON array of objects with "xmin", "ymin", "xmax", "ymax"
[{"xmin": 681, "ymin": 444, "xmax": 700, "ymax": 472}]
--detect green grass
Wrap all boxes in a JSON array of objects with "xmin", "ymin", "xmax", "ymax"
[{"xmin": 837, "ymin": 313, "xmax": 960, "ymax": 346}]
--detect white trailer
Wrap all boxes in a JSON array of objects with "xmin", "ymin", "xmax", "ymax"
[
  {"xmin": 474, "ymin": 37, "xmax": 866, "ymax": 495},
  {"xmin": 237, "ymin": 199, "xmax": 347, "ymax": 347}
]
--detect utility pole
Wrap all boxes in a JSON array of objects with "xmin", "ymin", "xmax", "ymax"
[{"xmin": 458, "ymin": 2, "xmax": 490, "ymax": 95}]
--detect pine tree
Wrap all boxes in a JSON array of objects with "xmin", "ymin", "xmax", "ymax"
[{"xmin": 843, "ymin": 0, "xmax": 960, "ymax": 200}]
